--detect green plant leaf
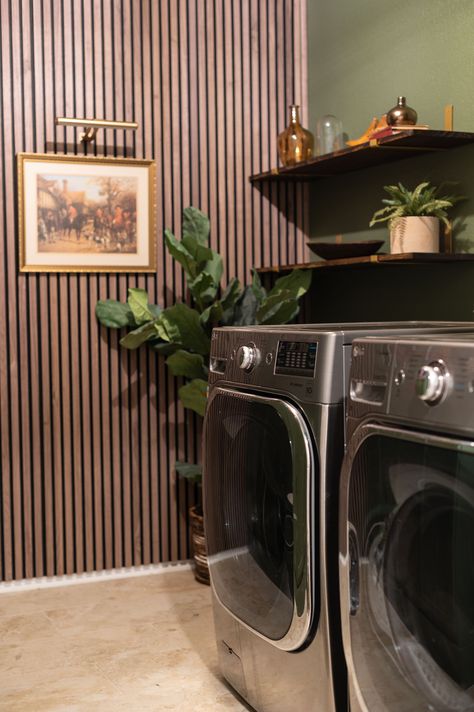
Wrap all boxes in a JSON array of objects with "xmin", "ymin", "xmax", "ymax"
[
  {"xmin": 203, "ymin": 250, "xmax": 223, "ymax": 286},
  {"xmin": 200, "ymin": 301, "xmax": 224, "ymax": 327},
  {"xmin": 369, "ymin": 205, "xmax": 398, "ymax": 226},
  {"xmin": 165, "ymin": 350, "xmax": 207, "ymax": 379},
  {"xmin": 127, "ymin": 288, "xmax": 156, "ymax": 325},
  {"xmin": 182, "ymin": 207, "xmax": 213, "ymax": 263},
  {"xmin": 182, "ymin": 207, "xmax": 210, "ymax": 246},
  {"xmin": 175, "ymin": 461, "xmax": 202, "ymax": 483},
  {"xmin": 268, "ymin": 269, "xmax": 312, "ymax": 299},
  {"xmin": 232, "ymin": 285, "xmax": 259, "ymax": 325},
  {"xmin": 148, "ymin": 303, "xmax": 162, "ymax": 319},
  {"xmin": 188, "ymin": 272, "xmax": 218, "ymax": 306},
  {"xmin": 178, "ymin": 378, "xmax": 208, "ymax": 416},
  {"xmin": 157, "ymin": 303, "xmax": 211, "ymax": 355},
  {"xmin": 411, "ymin": 181, "xmax": 431, "ymax": 204},
  {"xmin": 165, "ymin": 229, "xmax": 197, "ymax": 278},
  {"xmin": 151, "ymin": 340, "xmax": 182, "ymax": 355},
  {"xmin": 257, "ymin": 289, "xmax": 297, "ymax": 324},
  {"xmin": 220, "ymin": 277, "xmax": 242, "ymax": 310},
  {"xmin": 251, "ymin": 268, "xmax": 266, "ymax": 303},
  {"xmin": 95, "ymin": 299, "xmax": 136, "ymax": 329},
  {"xmin": 120, "ymin": 321, "xmax": 158, "ymax": 349},
  {"xmin": 259, "ymin": 297, "xmax": 300, "ymax": 325}
]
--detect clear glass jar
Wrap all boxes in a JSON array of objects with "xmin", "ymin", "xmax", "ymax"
[{"xmin": 315, "ymin": 115, "xmax": 343, "ymax": 155}]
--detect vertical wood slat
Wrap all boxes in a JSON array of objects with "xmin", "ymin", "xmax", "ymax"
[{"xmin": 0, "ymin": 0, "xmax": 307, "ymax": 581}]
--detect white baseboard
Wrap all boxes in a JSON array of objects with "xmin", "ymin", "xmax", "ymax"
[{"xmin": 0, "ymin": 560, "xmax": 193, "ymax": 593}]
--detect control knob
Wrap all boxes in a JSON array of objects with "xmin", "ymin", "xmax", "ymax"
[
  {"xmin": 415, "ymin": 360, "xmax": 448, "ymax": 404},
  {"xmin": 237, "ymin": 344, "xmax": 259, "ymax": 372}
]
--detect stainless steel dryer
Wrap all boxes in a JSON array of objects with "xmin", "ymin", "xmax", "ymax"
[
  {"xmin": 340, "ymin": 333, "xmax": 474, "ymax": 712},
  {"xmin": 203, "ymin": 322, "xmax": 473, "ymax": 712}
]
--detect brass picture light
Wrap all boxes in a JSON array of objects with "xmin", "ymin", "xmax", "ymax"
[{"xmin": 55, "ymin": 117, "xmax": 139, "ymax": 143}]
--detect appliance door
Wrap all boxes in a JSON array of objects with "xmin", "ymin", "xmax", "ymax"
[
  {"xmin": 340, "ymin": 423, "xmax": 474, "ymax": 712},
  {"xmin": 203, "ymin": 386, "xmax": 316, "ymax": 652}
]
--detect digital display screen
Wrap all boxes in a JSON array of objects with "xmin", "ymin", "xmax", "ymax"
[{"xmin": 275, "ymin": 341, "xmax": 317, "ymax": 376}]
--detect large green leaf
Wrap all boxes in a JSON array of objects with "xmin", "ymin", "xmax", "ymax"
[
  {"xmin": 268, "ymin": 269, "xmax": 312, "ymax": 299},
  {"xmin": 232, "ymin": 285, "xmax": 259, "ymax": 325},
  {"xmin": 178, "ymin": 378, "xmax": 208, "ymax": 416},
  {"xmin": 257, "ymin": 294, "xmax": 300, "ymax": 325},
  {"xmin": 164, "ymin": 229, "xmax": 197, "ymax": 278},
  {"xmin": 182, "ymin": 207, "xmax": 210, "ymax": 246},
  {"xmin": 257, "ymin": 289, "xmax": 292, "ymax": 322},
  {"xmin": 120, "ymin": 321, "xmax": 158, "ymax": 349},
  {"xmin": 165, "ymin": 350, "xmax": 208, "ymax": 379},
  {"xmin": 95, "ymin": 299, "xmax": 136, "ymax": 329},
  {"xmin": 220, "ymin": 277, "xmax": 242, "ymax": 310},
  {"xmin": 200, "ymin": 301, "xmax": 224, "ymax": 328},
  {"xmin": 182, "ymin": 208, "xmax": 213, "ymax": 263},
  {"xmin": 148, "ymin": 303, "xmax": 162, "ymax": 319},
  {"xmin": 251, "ymin": 268, "xmax": 267, "ymax": 304},
  {"xmin": 157, "ymin": 303, "xmax": 211, "ymax": 355},
  {"xmin": 151, "ymin": 340, "xmax": 182, "ymax": 356},
  {"xmin": 175, "ymin": 461, "xmax": 202, "ymax": 483},
  {"xmin": 188, "ymin": 272, "xmax": 218, "ymax": 306},
  {"xmin": 203, "ymin": 250, "xmax": 223, "ymax": 286},
  {"xmin": 127, "ymin": 287, "xmax": 155, "ymax": 325}
]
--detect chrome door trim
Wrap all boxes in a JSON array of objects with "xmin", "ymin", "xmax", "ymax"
[
  {"xmin": 339, "ymin": 421, "xmax": 474, "ymax": 712},
  {"xmin": 203, "ymin": 385, "xmax": 314, "ymax": 652}
]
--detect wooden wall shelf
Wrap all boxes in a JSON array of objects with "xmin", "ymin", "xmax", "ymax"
[
  {"xmin": 250, "ymin": 130, "xmax": 474, "ymax": 183},
  {"xmin": 257, "ymin": 252, "xmax": 474, "ymax": 274}
]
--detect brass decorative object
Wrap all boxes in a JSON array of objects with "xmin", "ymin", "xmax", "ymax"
[
  {"xmin": 277, "ymin": 105, "xmax": 314, "ymax": 166},
  {"xmin": 347, "ymin": 115, "xmax": 388, "ymax": 147},
  {"xmin": 56, "ymin": 117, "xmax": 139, "ymax": 143},
  {"xmin": 444, "ymin": 104, "xmax": 454, "ymax": 131},
  {"xmin": 386, "ymin": 97, "xmax": 418, "ymax": 126}
]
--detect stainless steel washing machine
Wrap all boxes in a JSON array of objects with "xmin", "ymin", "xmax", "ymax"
[
  {"xmin": 203, "ymin": 322, "xmax": 474, "ymax": 712},
  {"xmin": 340, "ymin": 333, "xmax": 474, "ymax": 712}
]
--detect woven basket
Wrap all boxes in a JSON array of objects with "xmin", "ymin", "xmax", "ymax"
[{"xmin": 189, "ymin": 505, "xmax": 210, "ymax": 585}]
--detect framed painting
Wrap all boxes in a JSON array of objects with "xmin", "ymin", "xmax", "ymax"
[{"xmin": 18, "ymin": 153, "xmax": 156, "ymax": 272}]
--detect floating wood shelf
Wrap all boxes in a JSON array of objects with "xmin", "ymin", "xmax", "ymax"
[
  {"xmin": 256, "ymin": 252, "xmax": 474, "ymax": 273},
  {"xmin": 250, "ymin": 130, "xmax": 474, "ymax": 183}
]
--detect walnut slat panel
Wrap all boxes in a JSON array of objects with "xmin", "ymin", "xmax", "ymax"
[
  {"xmin": 0, "ymin": 0, "xmax": 14, "ymax": 581},
  {"xmin": 0, "ymin": 0, "xmax": 307, "ymax": 580}
]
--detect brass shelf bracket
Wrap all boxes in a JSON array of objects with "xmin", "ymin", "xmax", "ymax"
[{"xmin": 55, "ymin": 117, "xmax": 139, "ymax": 143}]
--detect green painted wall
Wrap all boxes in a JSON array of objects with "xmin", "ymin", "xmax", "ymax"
[{"xmin": 307, "ymin": 0, "xmax": 474, "ymax": 250}]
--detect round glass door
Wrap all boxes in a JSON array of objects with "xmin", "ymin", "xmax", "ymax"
[
  {"xmin": 344, "ymin": 427, "xmax": 474, "ymax": 712},
  {"xmin": 203, "ymin": 387, "xmax": 317, "ymax": 651}
]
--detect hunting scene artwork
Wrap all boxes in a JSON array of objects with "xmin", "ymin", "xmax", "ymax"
[
  {"xmin": 37, "ymin": 174, "xmax": 138, "ymax": 254},
  {"xmin": 19, "ymin": 155, "xmax": 155, "ymax": 272}
]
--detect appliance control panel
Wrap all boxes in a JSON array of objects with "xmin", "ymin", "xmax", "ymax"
[
  {"xmin": 275, "ymin": 340, "xmax": 317, "ymax": 377},
  {"xmin": 348, "ymin": 335, "xmax": 474, "ymax": 435}
]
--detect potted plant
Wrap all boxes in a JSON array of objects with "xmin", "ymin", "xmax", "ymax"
[
  {"xmin": 95, "ymin": 206, "xmax": 312, "ymax": 583},
  {"xmin": 369, "ymin": 181, "xmax": 465, "ymax": 254}
]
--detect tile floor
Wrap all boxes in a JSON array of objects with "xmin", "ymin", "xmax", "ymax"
[{"xmin": 0, "ymin": 567, "xmax": 250, "ymax": 711}]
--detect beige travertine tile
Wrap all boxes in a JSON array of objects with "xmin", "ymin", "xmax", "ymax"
[
  {"xmin": 0, "ymin": 569, "xmax": 250, "ymax": 711},
  {"xmin": 0, "ymin": 663, "xmax": 120, "ymax": 711},
  {"xmin": 0, "ymin": 568, "xmax": 193, "ymax": 617}
]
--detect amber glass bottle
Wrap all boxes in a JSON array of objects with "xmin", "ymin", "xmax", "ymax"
[{"xmin": 278, "ymin": 105, "xmax": 314, "ymax": 166}]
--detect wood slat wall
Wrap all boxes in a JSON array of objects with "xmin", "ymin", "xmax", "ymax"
[{"xmin": 0, "ymin": 0, "xmax": 308, "ymax": 581}]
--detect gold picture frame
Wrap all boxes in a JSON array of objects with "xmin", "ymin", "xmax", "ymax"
[{"xmin": 18, "ymin": 153, "xmax": 156, "ymax": 273}]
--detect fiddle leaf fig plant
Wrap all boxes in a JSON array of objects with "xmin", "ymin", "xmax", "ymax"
[
  {"xmin": 369, "ymin": 181, "xmax": 465, "ymax": 228},
  {"xmin": 96, "ymin": 206, "xmax": 312, "ymax": 481}
]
